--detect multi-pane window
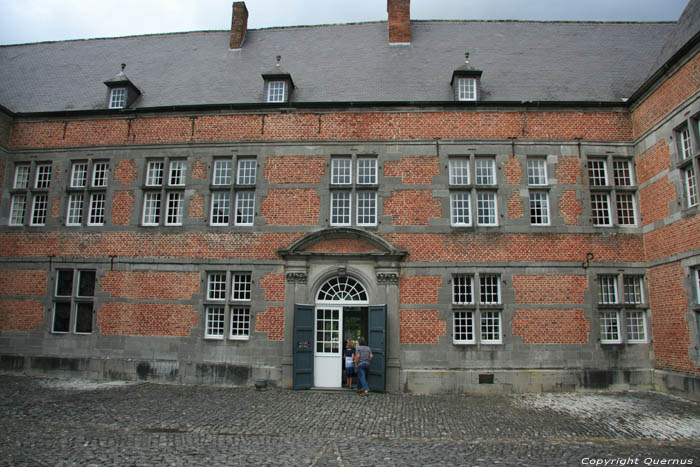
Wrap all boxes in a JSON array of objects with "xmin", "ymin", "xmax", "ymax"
[
  {"xmin": 449, "ymin": 156, "xmax": 498, "ymax": 227},
  {"xmin": 52, "ymin": 269, "xmax": 96, "ymax": 334},
  {"xmin": 13, "ymin": 165, "xmax": 30, "ymax": 189},
  {"xmin": 35, "ymin": 164, "xmax": 52, "ymax": 189},
  {"xmin": 449, "ymin": 158, "xmax": 470, "ymax": 185},
  {"xmin": 330, "ymin": 155, "xmax": 378, "ymax": 227},
  {"xmin": 457, "ymin": 78, "xmax": 476, "ymax": 101},
  {"xmin": 109, "ymin": 88, "xmax": 126, "ymax": 109},
  {"xmin": 9, "ymin": 163, "xmax": 54, "ymax": 227},
  {"xmin": 9, "ymin": 195, "xmax": 27, "ymax": 226},
  {"xmin": 30, "ymin": 194, "xmax": 48, "ymax": 226},
  {"xmin": 66, "ymin": 160, "xmax": 109, "ymax": 226},
  {"xmin": 597, "ymin": 273, "xmax": 647, "ymax": 344},
  {"xmin": 675, "ymin": 122, "xmax": 700, "ymax": 209},
  {"xmin": 204, "ymin": 271, "xmax": 252, "ymax": 340},
  {"xmin": 452, "ymin": 273, "xmax": 502, "ymax": 345},
  {"xmin": 209, "ymin": 157, "xmax": 257, "ymax": 227},
  {"xmin": 527, "ymin": 158, "xmax": 549, "ymax": 225},
  {"xmin": 143, "ymin": 158, "xmax": 187, "ymax": 226},
  {"xmin": 267, "ymin": 81, "xmax": 285, "ymax": 103},
  {"xmin": 588, "ymin": 156, "xmax": 637, "ymax": 227}
]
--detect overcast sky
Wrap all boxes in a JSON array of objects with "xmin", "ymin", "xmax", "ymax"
[{"xmin": 0, "ymin": 0, "xmax": 690, "ymax": 46}]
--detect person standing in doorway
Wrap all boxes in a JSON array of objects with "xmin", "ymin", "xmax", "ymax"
[
  {"xmin": 354, "ymin": 337, "xmax": 373, "ymax": 396},
  {"xmin": 344, "ymin": 340, "xmax": 355, "ymax": 389}
]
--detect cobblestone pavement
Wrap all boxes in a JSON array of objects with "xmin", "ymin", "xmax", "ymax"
[{"xmin": 1, "ymin": 375, "xmax": 699, "ymax": 466}]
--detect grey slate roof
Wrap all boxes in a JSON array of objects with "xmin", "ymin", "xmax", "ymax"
[
  {"xmin": 651, "ymin": 0, "xmax": 700, "ymax": 75},
  {"xmin": 0, "ymin": 20, "xmax": 678, "ymax": 113}
]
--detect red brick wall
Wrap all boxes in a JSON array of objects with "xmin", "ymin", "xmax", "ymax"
[
  {"xmin": 512, "ymin": 274, "xmax": 588, "ymax": 304},
  {"xmin": 512, "ymin": 309, "xmax": 589, "ymax": 344},
  {"xmin": 264, "ymin": 156, "xmax": 325, "ymax": 184},
  {"xmin": 304, "ymin": 238, "xmax": 381, "ymax": 254},
  {"xmin": 639, "ymin": 177, "xmax": 676, "ymax": 226},
  {"xmin": 191, "ymin": 158, "xmax": 207, "ymax": 179},
  {"xmin": 9, "ymin": 111, "xmax": 633, "ymax": 149},
  {"xmin": 400, "ymin": 309, "xmax": 446, "ymax": 344},
  {"xmin": 111, "ymin": 190, "xmax": 134, "ymax": 225},
  {"xmin": 632, "ymin": 51, "xmax": 700, "ymax": 138},
  {"xmin": 399, "ymin": 275, "xmax": 441, "ymax": 304},
  {"xmin": 255, "ymin": 306, "xmax": 284, "ymax": 341},
  {"xmin": 0, "ymin": 270, "xmax": 47, "ymax": 296},
  {"xmin": 644, "ymin": 213, "xmax": 700, "ymax": 262},
  {"xmin": 0, "ymin": 299, "xmax": 44, "ymax": 331},
  {"xmin": 508, "ymin": 190, "xmax": 524, "ymax": 219},
  {"xmin": 384, "ymin": 156, "xmax": 439, "ymax": 185},
  {"xmin": 97, "ymin": 302, "xmax": 197, "ymax": 337},
  {"xmin": 188, "ymin": 191, "xmax": 204, "ymax": 219},
  {"xmin": 647, "ymin": 262, "xmax": 699, "ymax": 375},
  {"xmin": 556, "ymin": 156, "xmax": 580, "ymax": 185},
  {"xmin": 261, "ymin": 189, "xmax": 320, "ymax": 225},
  {"xmin": 383, "ymin": 190, "xmax": 441, "ymax": 225},
  {"xmin": 637, "ymin": 140, "xmax": 670, "ymax": 184},
  {"xmin": 504, "ymin": 156, "xmax": 522, "ymax": 184},
  {"xmin": 260, "ymin": 272, "xmax": 285, "ymax": 302},
  {"xmin": 114, "ymin": 159, "xmax": 137, "ymax": 186},
  {"xmin": 0, "ymin": 232, "xmax": 304, "ymax": 260},
  {"xmin": 385, "ymin": 232, "xmax": 643, "ymax": 263},
  {"xmin": 99, "ymin": 271, "xmax": 199, "ymax": 300},
  {"xmin": 558, "ymin": 190, "xmax": 582, "ymax": 226},
  {"xmin": 388, "ymin": 0, "xmax": 410, "ymax": 43}
]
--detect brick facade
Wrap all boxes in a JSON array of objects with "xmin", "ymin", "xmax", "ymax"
[
  {"xmin": 383, "ymin": 190, "xmax": 441, "ymax": 225},
  {"xmin": 99, "ymin": 271, "xmax": 200, "ymax": 300},
  {"xmin": 513, "ymin": 309, "xmax": 589, "ymax": 344},
  {"xmin": 400, "ymin": 309, "xmax": 446, "ymax": 344},
  {"xmin": 97, "ymin": 302, "xmax": 198, "ymax": 337},
  {"xmin": 512, "ymin": 274, "xmax": 588, "ymax": 305}
]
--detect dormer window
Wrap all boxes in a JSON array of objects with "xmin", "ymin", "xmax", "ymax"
[
  {"xmin": 457, "ymin": 78, "xmax": 476, "ymax": 102},
  {"xmin": 267, "ymin": 81, "xmax": 286, "ymax": 103},
  {"xmin": 262, "ymin": 55, "xmax": 294, "ymax": 104},
  {"xmin": 109, "ymin": 88, "xmax": 127, "ymax": 109},
  {"xmin": 104, "ymin": 64, "xmax": 141, "ymax": 110},
  {"xmin": 451, "ymin": 53, "xmax": 482, "ymax": 103}
]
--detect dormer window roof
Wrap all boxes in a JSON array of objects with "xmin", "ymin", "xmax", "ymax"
[
  {"xmin": 104, "ymin": 64, "xmax": 141, "ymax": 109},
  {"xmin": 451, "ymin": 53, "xmax": 483, "ymax": 102},
  {"xmin": 262, "ymin": 56, "xmax": 294, "ymax": 104}
]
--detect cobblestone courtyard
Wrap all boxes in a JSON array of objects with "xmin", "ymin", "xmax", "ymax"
[{"xmin": 1, "ymin": 375, "xmax": 699, "ymax": 466}]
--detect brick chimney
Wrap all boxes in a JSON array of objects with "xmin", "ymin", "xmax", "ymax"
[
  {"xmin": 230, "ymin": 2, "xmax": 248, "ymax": 49},
  {"xmin": 387, "ymin": 0, "xmax": 411, "ymax": 45}
]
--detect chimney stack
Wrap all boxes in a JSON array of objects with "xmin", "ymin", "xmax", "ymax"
[
  {"xmin": 387, "ymin": 0, "xmax": 411, "ymax": 45},
  {"xmin": 230, "ymin": 2, "xmax": 248, "ymax": 49}
]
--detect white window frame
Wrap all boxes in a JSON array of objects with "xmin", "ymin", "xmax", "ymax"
[
  {"xmin": 475, "ymin": 158, "xmax": 496, "ymax": 185},
  {"xmin": 625, "ymin": 311, "xmax": 647, "ymax": 343},
  {"xmin": 613, "ymin": 159, "xmax": 634, "ymax": 186},
  {"xmin": 685, "ymin": 165, "xmax": 699, "ymax": 208},
  {"xmin": 529, "ymin": 191, "xmax": 550, "ymax": 226},
  {"xmin": 205, "ymin": 306, "xmax": 226, "ymax": 339},
  {"xmin": 615, "ymin": 192, "xmax": 637, "ymax": 226},
  {"xmin": 623, "ymin": 275, "xmax": 644, "ymax": 305},
  {"xmin": 229, "ymin": 307, "xmax": 251, "ymax": 340},
  {"xmin": 457, "ymin": 78, "xmax": 476, "ymax": 101},
  {"xmin": 213, "ymin": 159, "xmax": 233, "ymax": 186},
  {"xmin": 479, "ymin": 274, "xmax": 502, "ymax": 305},
  {"xmin": 331, "ymin": 158, "xmax": 352, "ymax": 185},
  {"xmin": 234, "ymin": 191, "xmax": 255, "ymax": 226},
  {"xmin": 9, "ymin": 195, "xmax": 26, "ymax": 226},
  {"xmin": 480, "ymin": 310, "xmax": 502, "ymax": 344},
  {"xmin": 588, "ymin": 159, "xmax": 608, "ymax": 187},
  {"xmin": 476, "ymin": 191, "xmax": 498, "ymax": 226},
  {"xmin": 267, "ymin": 81, "xmax": 286, "ymax": 103},
  {"xmin": 696, "ymin": 269, "xmax": 700, "ymax": 304},
  {"xmin": 527, "ymin": 158, "xmax": 547, "ymax": 186},
  {"xmin": 30, "ymin": 194, "xmax": 48, "ymax": 226},
  {"xmin": 168, "ymin": 160, "xmax": 186, "ymax": 186},
  {"xmin": 231, "ymin": 273, "xmax": 252, "ymax": 301},
  {"xmin": 357, "ymin": 158, "xmax": 378, "ymax": 185},
  {"xmin": 142, "ymin": 192, "xmax": 161, "ymax": 226},
  {"xmin": 145, "ymin": 160, "xmax": 164, "ymax": 187},
  {"xmin": 51, "ymin": 269, "xmax": 95, "ymax": 334},
  {"xmin": 600, "ymin": 310, "xmax": 622, "ymax": 344},
  {"xmin": 165, "ymin": 191, "xmax": 184, "ymax": 226},
  {"xmin": 598, "ymin": 275, "xmax": 618, "ymax": 305},
  {"xmin": 450, "ymin": 192, "xmax": 471, "ymax": 226},
  {"xmin": 109, "ymin": 87, "xmax": 127, "ymax": 109},
  {"xmin": 449, "ymin": 158, "xmax": 470, "ymax": 185},
  {"xmin": 66, "ymin": 193, "xmax": 85, "ymax": 226},
  {"xmin": 236, "ymin": 159, "xmax": 257, "ymax": 185},
  {"xmin": 591, "ymin": 192, "xmax": 611, "ymax": 227},
  {"xmin": 680, "ymin": 127, "xmax": 692, "ymax": 161},
  {"xmin": 207, "ymin": 273, "xmax": 227, "ymax": 301},
  {"xmin": 13, "ymin": 165, "xmax": 30, "ymax": 189},
  {"xmin": 453, "ymin": 275, "xmax": 474, "ymax": 305},
  {"xmin": 210, "ymin": 192, "xmax": 230, "ymax": 226},
  {"xmin": 453, "ymin": 311, "xmax": 475, "ymax": 344},
  {"xmin": 71, "ymin": 163, "xmax": 88, "ymax": 188},
  {"xmin": 356, "ymin": 191, "xmax": 377, "ymax": 226},
  {"xmin": 92, "ymin": 162, "xmax": 109, "ymax": 187},
  {"xmin": 330, "ymin": 191, "xmax": 352, "ymax": 226}
]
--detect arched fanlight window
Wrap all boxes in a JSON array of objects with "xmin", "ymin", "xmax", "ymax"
[{"xmin": 316, "ymin": 276, "xmax": 368, "ymax": 303}]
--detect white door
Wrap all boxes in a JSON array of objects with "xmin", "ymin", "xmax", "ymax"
[{"xmin": 314, "ymin": 306, "xmax": 342, "ymax": 388}]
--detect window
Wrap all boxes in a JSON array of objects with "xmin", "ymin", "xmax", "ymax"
[
  {"xmin": 527, "ymin": 158, "xmax": 550, "ymax": 226},
  {"xmin": 13, "ymin": 165, "xmax": 30, "ymax": 189},
  {"xmin": 588, "ymin": 157, "xmax": 637, "ymax": 227},
  {"xmin": 52, "ymin": 269, "xmax": 96, "ymax": 334},
  {"xmin": 9, "ymin": 165, "xmax": 32, "ymax": 225},
  {"xmin": 143, "ymin": 158, "xmax": 188, "ymax": 227},
  {"xmin": 9, "ymin": 195, "xmax": 26, "ymax": 226},
  {"xmin": 209, "ymin": 157, "xmax": 257, "ymax": 227},
  {"xmin": 696, "ymin": 269, "xmax": 700, "ymax": 304},
  {"xmin": 204, "ymin": 271, "xmax": 252, "ymax": 340},
  {"xmin": 14, "ymin": 163, "xmax": 54, "ymax": 227},
  {"xmin": 66, "ymin": 160, "xmax": 109, "ymax": 227},
  {"xmin": 30, "ymin": 194, "xmax": 48, "ymax": 226},
  {"xmin": 597, "ymin": 273, "xmax": 647, "ymax": 344},
  {"xmin": 452, "ymin": 273, "xmax": 502, "ymax": 345},
  {"xmin": 449, "ymin": 155, "xmax": 498, "ymax": 227},
  {"xmin": 675, "ymin": 122, "xmax": 700, "ymax": 210},
  {"xmin": 457, "ymin": 78, "xmax": 476, "ymax": 101},
  {"xmin": 267, "ymin": 81, "xmax": 285, "ymax": 103},
  {"xmin": 109, "ymin": 88, "xmax": 126, "ymax": 109},
  {"xmin": 329, "ymin": 155, "xmax": 379, "ymax": 227}
]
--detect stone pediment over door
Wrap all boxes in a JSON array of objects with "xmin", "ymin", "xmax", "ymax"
[{"xmin": 278, "ymin": 228, "xmax": 408, "ymax": 260}]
